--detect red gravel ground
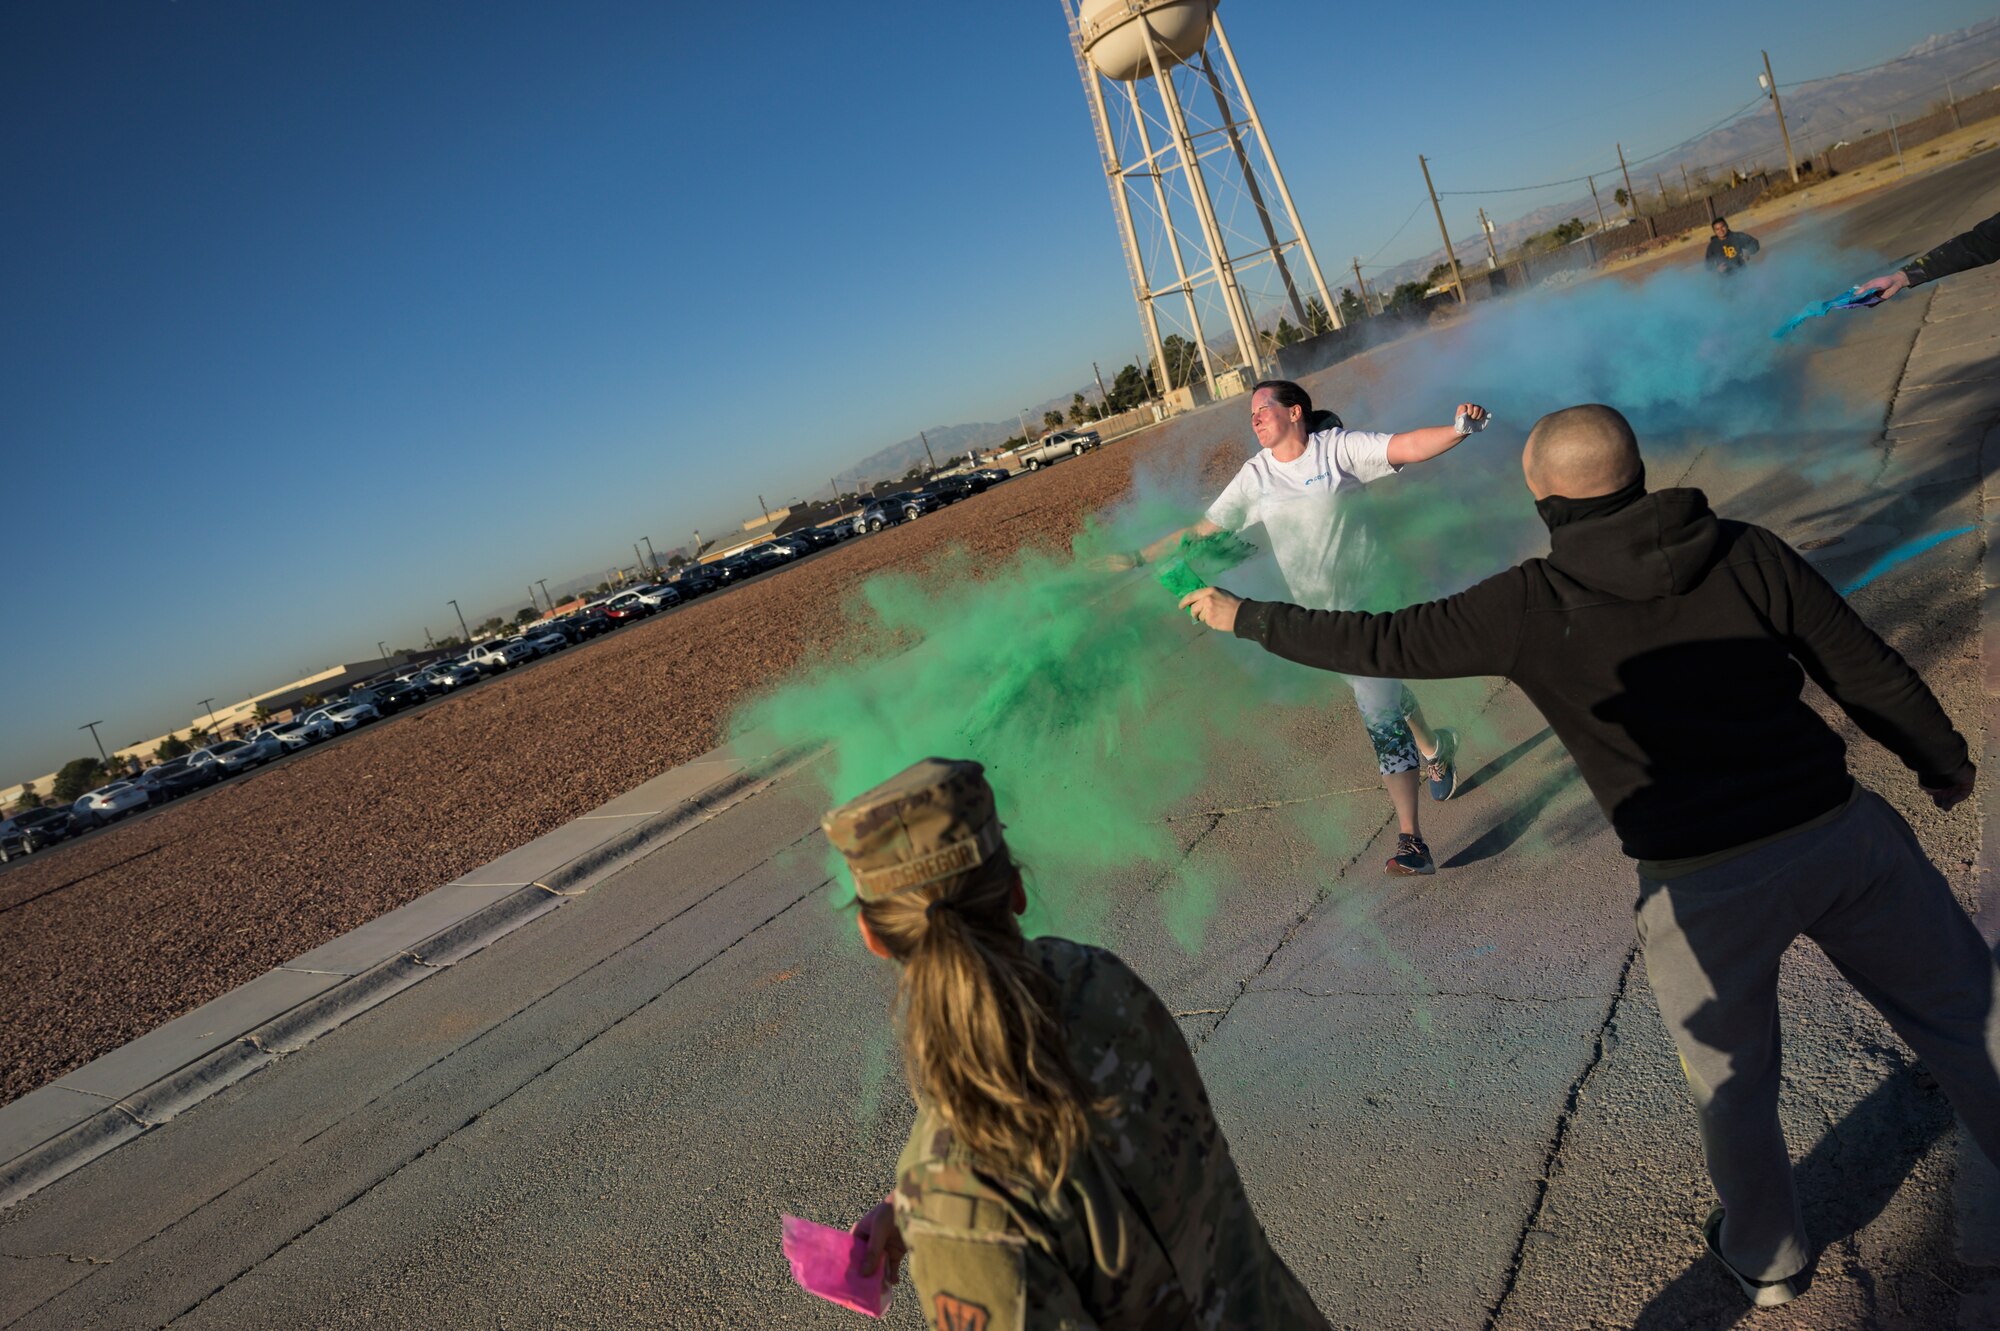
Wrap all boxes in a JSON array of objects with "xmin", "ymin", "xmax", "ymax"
[{"xmin": 0, "ymin": 425, "xmax": 1238, "ymax": 1108}]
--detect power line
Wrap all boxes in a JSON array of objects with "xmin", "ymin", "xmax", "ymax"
[
  {"xmin": 1357, "ymin": 200, "xmax": 1425, "ymax": 268},
  {"xmin": 1435, "ymin": 95, "xmax": 1766, "ymax": 197}
]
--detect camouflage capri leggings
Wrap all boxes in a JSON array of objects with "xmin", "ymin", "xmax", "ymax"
[{"xmin": 1345, "ymin": 675, "xmax": 1419, "ymax": 776}]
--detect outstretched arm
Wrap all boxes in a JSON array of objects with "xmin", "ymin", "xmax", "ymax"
[
  {"xmin": 1385, "ymin": 403, "xmax": 1488, "ymax": 466},
  {"xmin": 1857, "ymin": 209, "xmax": 2000, "ymax": 300},
  {"xmin": 1180, "ymin": 567, "xmax": 1528, "ymax": 681},
  {"xmin": 1100, "ymin": 517, "xmax": 1224, "ymax": 573}
]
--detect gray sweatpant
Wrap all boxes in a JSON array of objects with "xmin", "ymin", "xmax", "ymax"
[{"xmin": 1635, "ymin": 787, "xmax": 2000, "ymax": 1282}]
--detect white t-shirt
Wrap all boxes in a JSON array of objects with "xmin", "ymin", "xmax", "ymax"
[{"xmin": 1203, "ymin": 426, "xmax": 1400, "ymax": 612}]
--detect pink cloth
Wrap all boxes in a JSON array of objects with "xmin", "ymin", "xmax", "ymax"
[{"xmin": 781, "ymin": 1214, "xmax": 889, "ymax": 1318}]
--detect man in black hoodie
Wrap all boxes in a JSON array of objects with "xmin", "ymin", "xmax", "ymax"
[{"xmin": 1179, "ymin": 403, "xmax": 1996, "ymax": 1308}]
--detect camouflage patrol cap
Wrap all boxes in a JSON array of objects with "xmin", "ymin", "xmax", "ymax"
[{"xmin": 822, "ymin": 758, "xmax": 1004, "ymax": 900}]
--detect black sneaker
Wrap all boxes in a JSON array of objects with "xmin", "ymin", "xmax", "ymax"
[
  {"xmin": 1386, "ymin": 833, "xmax": 1435, "ymax": 876},
  {"xmin": 1702, "ymin": 1207, "xmax": 1803, "ymax": 1308},
  {"xmin": 1422, "ymin": 728, "xmax": 1459, "ymax": 802}
]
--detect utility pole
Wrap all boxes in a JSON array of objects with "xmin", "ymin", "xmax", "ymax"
[
  {"xmin": 919, "ymin": 430, "xmax": 937, "ymax": 474},
  {"xmin": 199, "ymin": 698, "xmax": 219, "ymax": 737},
  {"xmin": 1091, "ymin": 362, "xmax": 1109, "ymax": 411},
  {"xmin": 1617, "ymin": 143, "xmax": 1637, "ymax": 217},
  {"xmin": 1654, "ymin": 172, "xmax": 1668, "ymax": 207},
  {"xmin": 449, "ymin": 599, "xmax": 470, "ymax": 643},
  {"xmin": 1417, "ymin": 154, "xmax": 1466, "ymax": 304},
  {"xmin": 537, "ymin": 579, "xmax": 551, "ymax": 610},
  {"xmin": 1680, "ymin": 163, "xmax": 1692, "ymax": 202},
  {"xmin": 80, "ymin": 720, "xmax": 108, "ymax": 764},
  {"xmin": 641, "ymin": 537, "xmax": 659, "ymax": 575},
  {"xmin": 1018, "ymin": 408, "xmax": 1032, "ymax": 441},
  {"xmin": 632, "ymin": 542, "xmax": 646, "ymax": 577},
  {"xmin": 1477, "ymin": 207, "xmax": 1499, "ymax": 269},
  {"xmin": 1760, "ymin": 51, "xmax": 1799, "ymax": 183},
  {"xmin": 425, "ymin": 626, "xmax": 435, "ymax": 649},
  {"xmin": 691, "ymin": 529, "xmax": 702, "ymax": 560},
  {"xmin": 528, "ymin": 584, "xmax": 540, "ymax": 613},
  {"xmin": 1351, "ymin": 257, "xmax": 1375, "ymax": 317},
  {"xmin": 1587, "ymin": 174, "xmax": 1608, "ymax": 231},
  {"xmin": 757, "ymin": 495, "xmax": 771, "ymax": 525}
]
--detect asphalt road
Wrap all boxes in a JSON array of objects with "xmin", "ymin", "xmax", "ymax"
[{"xmin": 3, "ymin": 153, "xmax": 1998, "ymax": 1329}]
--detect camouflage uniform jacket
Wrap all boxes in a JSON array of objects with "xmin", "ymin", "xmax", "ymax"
[{"xmin": 893, "ymin": 937, "xmax": 1330, "ymax": 1331}]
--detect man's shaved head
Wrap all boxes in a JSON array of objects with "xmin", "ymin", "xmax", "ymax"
[{"xmin": 1523, "ymin": 404, "xmax": 1643, "ymax": 500}]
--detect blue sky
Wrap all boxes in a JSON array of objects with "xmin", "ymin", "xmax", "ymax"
[{"xmin": 2, "ymin": 0, "xmax": 1989, "ymax": 780}]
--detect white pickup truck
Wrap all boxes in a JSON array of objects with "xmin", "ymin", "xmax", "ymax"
[
  {"xmin": 1014, "ymin": 428, "xmax": 1101, "ymax": 471},
  {"xmin": 467, "ymin": 639, "xmax": 535, "ymax": 674}
]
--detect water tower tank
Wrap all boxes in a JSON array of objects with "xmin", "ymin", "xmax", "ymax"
[{"xmin": 1078, "ymin": 0, "xmax": 1217, "ymax": 83}]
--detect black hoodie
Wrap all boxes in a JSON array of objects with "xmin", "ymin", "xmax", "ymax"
[{"xmin": 1232, "ymin": 488, "xmax": 1968, "ymax": 860}]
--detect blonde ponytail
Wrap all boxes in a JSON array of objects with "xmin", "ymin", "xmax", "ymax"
[{"xmin": 861, "ymin": 855, "xmax": 1107, "ymax": 1190}]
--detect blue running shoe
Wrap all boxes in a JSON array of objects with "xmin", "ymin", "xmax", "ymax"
[{"xmin": 1422, "ymin": 728, "xmax": 1459, "ymax": 802}]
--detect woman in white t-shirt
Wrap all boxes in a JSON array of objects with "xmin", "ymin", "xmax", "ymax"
[{"xmin": 1112, "ymin": 379, "xmax": 1488, "ymax": 875}]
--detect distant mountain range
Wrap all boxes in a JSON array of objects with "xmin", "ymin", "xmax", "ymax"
[{"xmin": 1373, "ymin": 17, "xmax": 2000, "ymax": 288}]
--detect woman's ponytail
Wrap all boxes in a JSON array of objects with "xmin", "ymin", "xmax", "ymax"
[{"xmin": 861, "ymin": 855, "xmax": 1106, "ymax": 1191}]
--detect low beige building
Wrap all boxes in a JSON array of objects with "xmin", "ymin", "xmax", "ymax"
[{"xmin": 3, "ymin": 656, "xmax": 406, "ymax": 810}]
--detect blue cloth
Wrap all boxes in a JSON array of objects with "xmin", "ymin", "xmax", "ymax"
[{"xmin": 1772, "ymin": 287, "xmax": 1884, "ymax": 338}]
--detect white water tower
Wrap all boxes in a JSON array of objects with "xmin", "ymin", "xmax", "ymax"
[{"xmin": 1065, "ymin": 0, "xmax": 1337, "ymax": 402}]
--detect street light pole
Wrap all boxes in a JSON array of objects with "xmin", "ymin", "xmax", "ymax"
[
  {"xmin": 80, "ymin": 720, "xmax": 108, "ymax": 764},
  {"xmin": 641, "ymin": 537, "xmax": 659, "ymax": 576},
  {"xmin": 448, "ymin": 599, "xmax": 470, "ymax": 643},
  {"xmin": 537, "ymin": 579, "xmax": 551, "ymax": 611},
  {"xmin": 198, "ymin": 698, "xmax": 219, "ymax": 737}
]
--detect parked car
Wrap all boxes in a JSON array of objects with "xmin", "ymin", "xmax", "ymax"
[
  {"xmin": 711, "ymin": 554, "xmax": 760, "ymax": 582},
  {"xmin": 632, "ymin": 583, "xmax": 683, "ymax": 609},
  {"xmin": 368, "ymin": 681, "xmax": 428, "ymax": 714},
  {"xmin": 262, "ymin": 720, "xmax": 322, "ymax": 751},
  {"xmin": 971, "ymin": 467, "xmax": 1013, "ymax": 486},
  {"xmin": 422, "ymin": 661, "xmax": 481, "ymax": 690},
  {"xmin": 79, "ymin": 781, "xmax": 149, "ymax": 821},
  {"xmin": 0, "ymin": 807, "xmax": 76, "ymax": 860},
  {"xmin": 918, "ymin": 474, "xmax": 981, "ymax": 505},
  {"xmin": 603, "ymin": 591, "xmax": 656, "ymax": 622},
  {"xmin": 789, "ymin": 526, "xmax": 842, "ymax": 551},
  {"xmin": 527, "ymin": 629, "xmax": 570, "ymax": 654},
  {"xmin": 670, "ymin": 566, "xmax": 722, "ymax": 597},
  {"xmin": 204, "ymin": 736, "xmax": 282, "ymax": 774},
  {"xmin": 467, "ymin": 639, "xmax": 535, "ymax": 672},
  {"xmin": 564, "ymin": 609, "xmax": 613, "ymax": 638},
  {"xmin": 136, "ymin": 752, "xmax": 223, "ymax": 800},
  {"xmin": 856, "ymin": 490, "xmax": 938, "ymax": 532},
  {"xmin": 150, "ymin": 761, "xmax": 226, "ymax": 800},
  {"xmin": 305, "ymin": 700, "xmax": 381, "ymax": 733}
]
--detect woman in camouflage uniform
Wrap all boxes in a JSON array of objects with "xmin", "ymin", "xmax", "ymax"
[{"xmin": 825, "ymin": 757, "xmax": 1330, "ymax": 1331}]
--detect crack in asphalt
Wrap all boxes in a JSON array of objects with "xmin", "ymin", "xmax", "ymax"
[
  {"xmin": 0, "ymin": 1250, "xmax": 114, "ymax": 1266},
  {"xmin": 1481, "ymin": 942, "xmax": 1640, "ymax": 1331},
  {"xmin": 1163, "ymin": 786, "xmax": 1380, "ymax": 822},
  {"xmin": 1247, "ymin": 984, "xmax": 1613, "ymax": 1005}
]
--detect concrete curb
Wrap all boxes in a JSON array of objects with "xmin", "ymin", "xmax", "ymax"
[{"xmin": 0, "ymin": 742, "xmax": 820, "ymax": 1211}]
